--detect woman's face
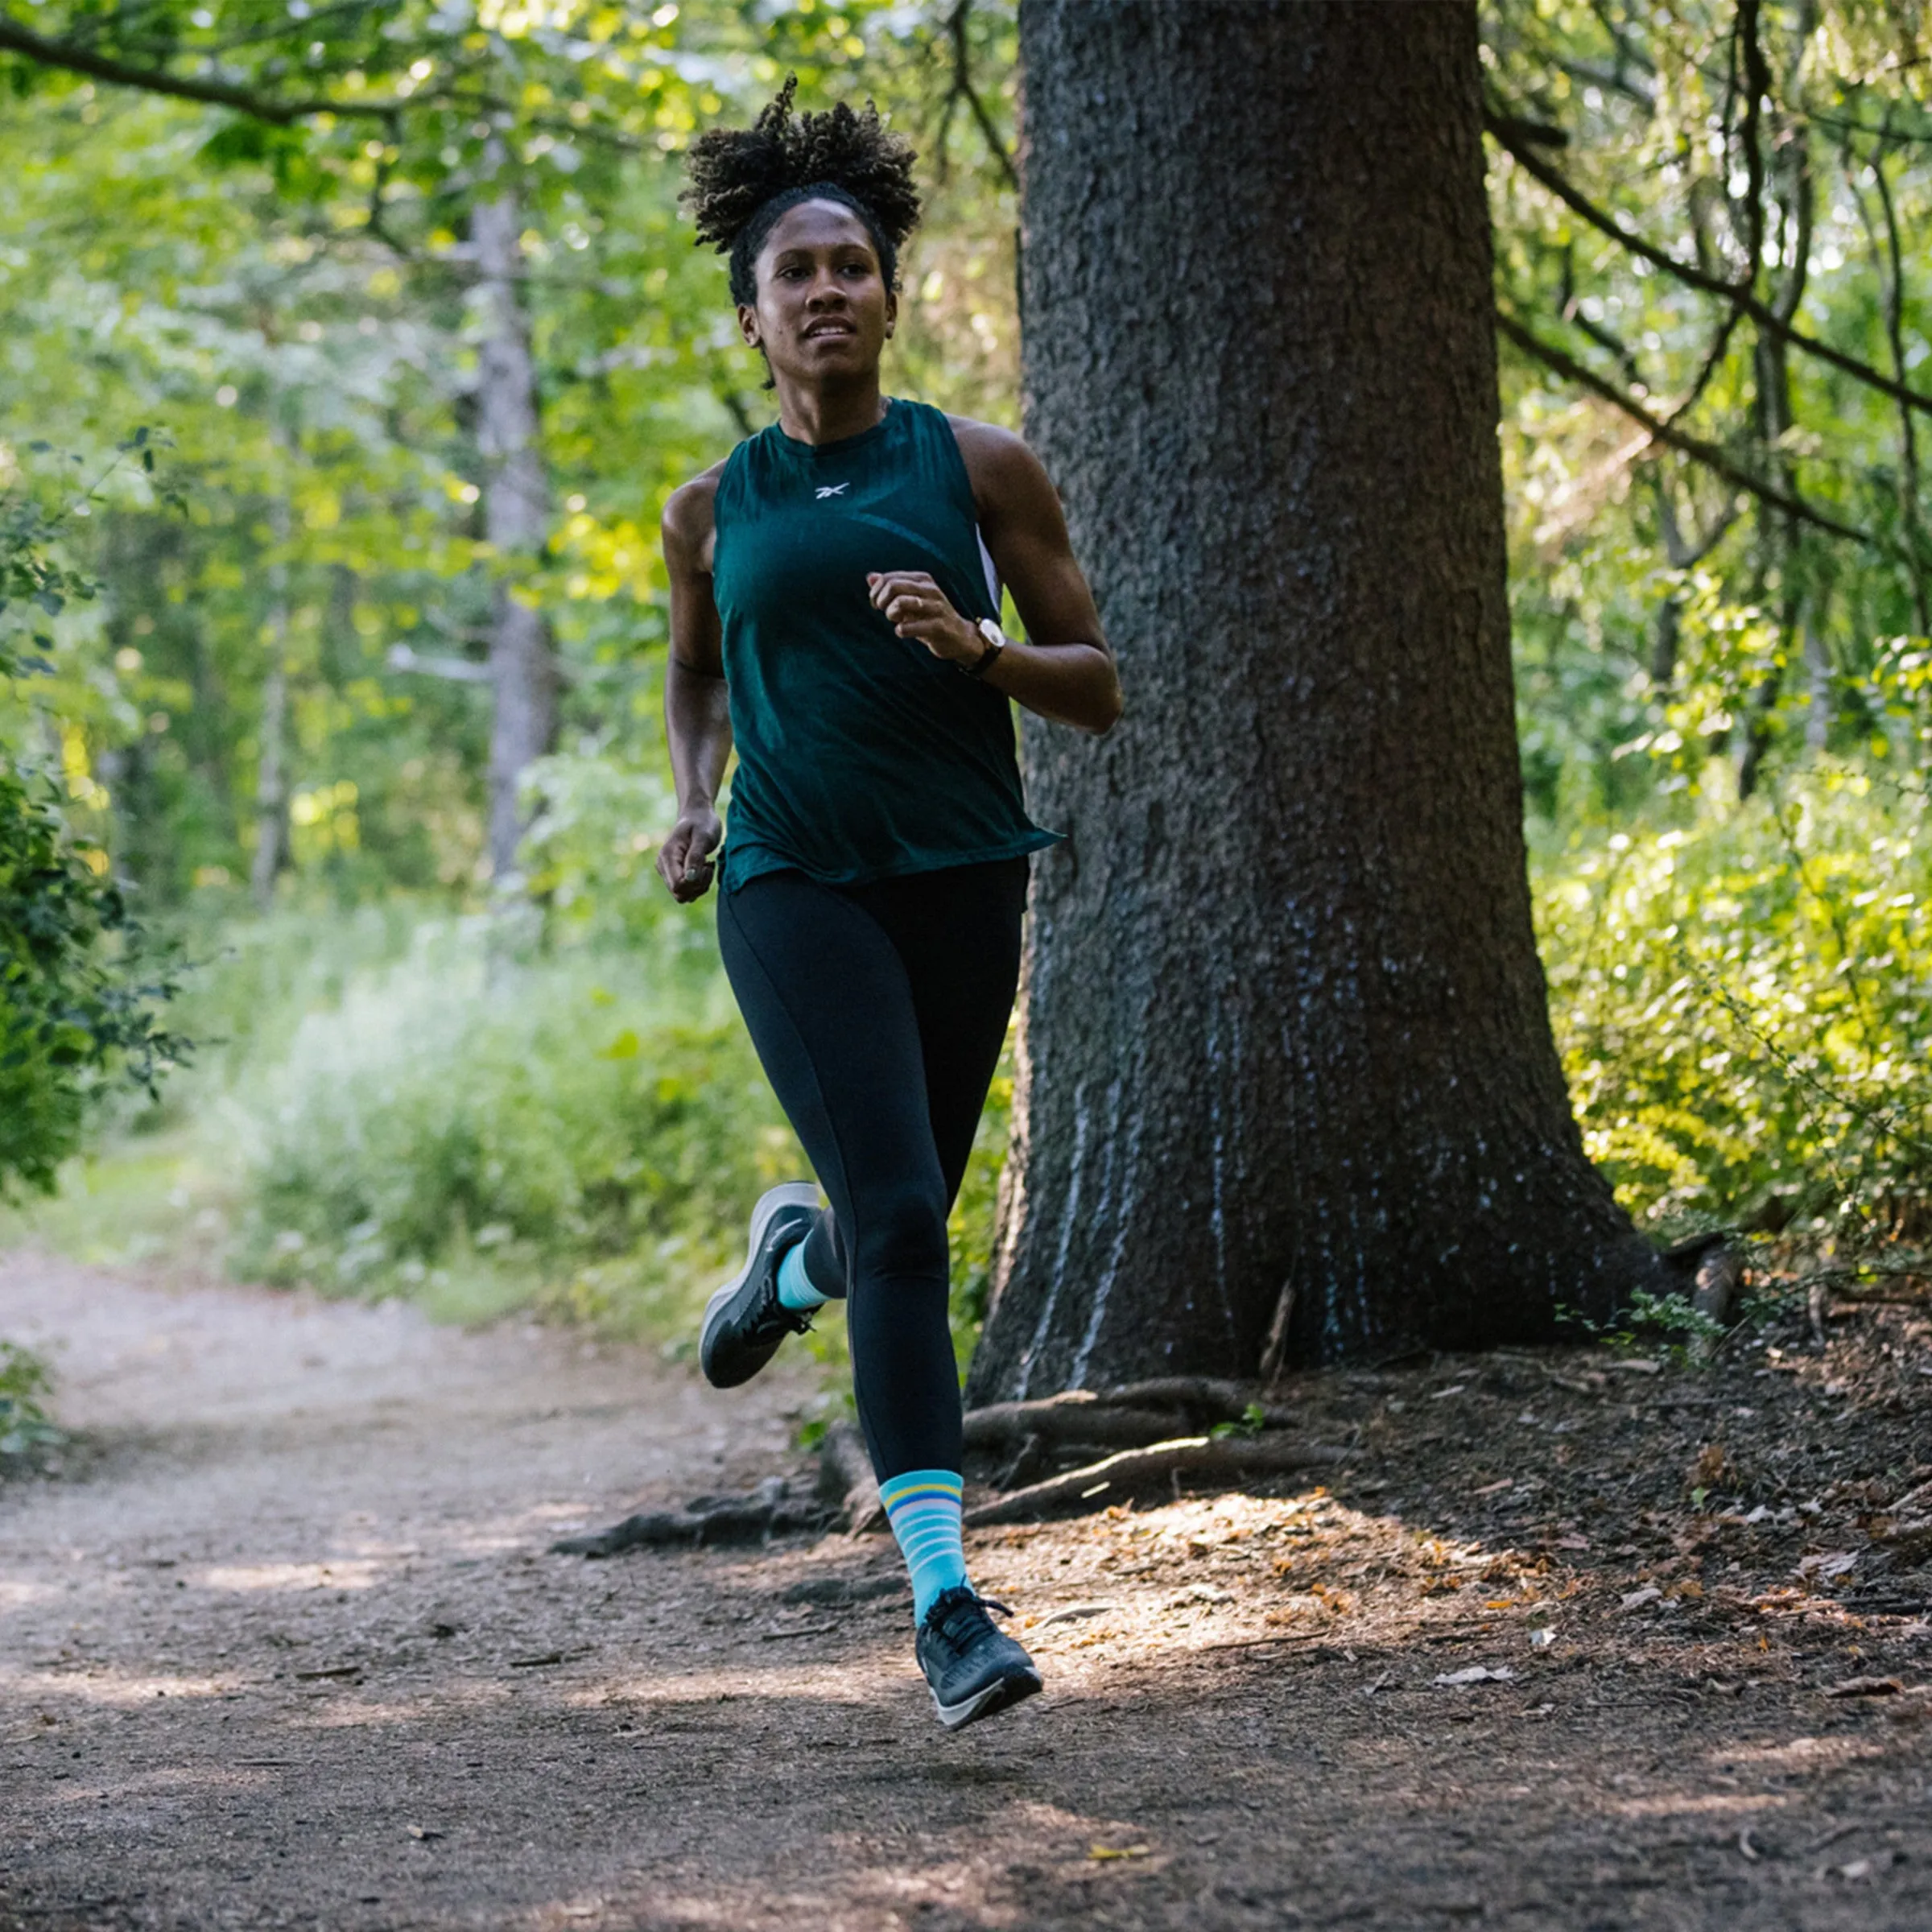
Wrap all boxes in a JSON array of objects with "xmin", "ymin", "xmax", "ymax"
[{"xmin": 740, "ymin": 199, "xmax": 895, "ymax": 388}]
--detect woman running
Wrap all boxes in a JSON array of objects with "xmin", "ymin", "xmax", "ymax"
[{"xmin": 654, "ymin": 82, "xmax": 1121, "ymax": 1731}]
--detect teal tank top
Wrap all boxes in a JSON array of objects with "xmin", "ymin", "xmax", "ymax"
[{"xmin": 711, "ymin": 398, "xmax": 1059, "ymax": 890}]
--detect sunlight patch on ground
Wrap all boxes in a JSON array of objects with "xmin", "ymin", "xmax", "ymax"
[
  {"xmin": 287, "ymin": 1695, "xmax": 481, "ymax": 1729},
  {"xmin": 1716, "ymin": 1734, "xmax": 1889, "ymax": 1771},
  {"xmin": 0, "ymin": 1666, "xmax": 236, "ymax": 1706},
  {"xmin": 437, "ymin": 1506, "xmax": 595, "ymax": 1556},
  {"xmin": 198, "ymin": 1558, "xmax": 385, "ymax": 1592},
  {"xmin": 572, "ymin": 1663, "xmax": 900, "ymax": 1708},
  {"xmin": 279, "ymin": 1678, "xmax": 518, "ymax": 1727},
  {"xmin": 1608, "ymin": 1791, "xmax": 1794, "ymax": 1818},
  {"xmin": 968, "ymin": 1486, "xmax": 1543, "ymax": 1665},
  {"xmin": 43, "ymin": 1764, "xmax": 284, "ymax": 1808},
  {"xmin": 580, "ymin": 1814, "xmax": 1166, "ymax": 1932}
]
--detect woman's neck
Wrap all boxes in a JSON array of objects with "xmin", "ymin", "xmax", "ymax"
[{"xmin": 774, "ymin": 374, "xmax": 888, "ymax": 447}]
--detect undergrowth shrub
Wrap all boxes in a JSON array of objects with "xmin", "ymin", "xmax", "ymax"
[
  {"xmin": 1535, "ymin": 770, "xmax": 1932, "ymax": 1250},
  {"xmin": 0, "ymin": 1339, "xmax": 58, "ymax": 1463},
  {"xmin": 227, "ymin": 918, "xmax": 803, "ymax": 1334}
]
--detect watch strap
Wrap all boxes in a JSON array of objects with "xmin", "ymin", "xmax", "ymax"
[{"xmin": 964, "ymin": 618, "xmax": 1006, "ymax": 679}]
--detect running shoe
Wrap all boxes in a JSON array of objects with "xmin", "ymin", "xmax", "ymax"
[
  {"xmin": 700, "ymin": 1183, "xmax": 821, "ymax": 1389},
  {"xmin": 915, "ymin": 1586, "xmax": 1042, "ymax": 1731}
]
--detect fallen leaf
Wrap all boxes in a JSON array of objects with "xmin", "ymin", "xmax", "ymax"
[
  {"xmin": 1432, "ymin": 1665, "xmax": 1516, "ymax": 1687},
  {"xmin": 1611, "ymin": 1358, "xmax": 1662, "ymax": 1375},
  {"xmin": 1472, "ymin": 1479, "xmax": 1514, "ymax": 1496},
  {"xmin": 1620, "ymin": 1587, "xmax": 1663, "ymax": 1612},
  {"xmin": 407, "ymin": 1825, "xmax": 444, "ymax": 1842},
  {"xmin": 1529, "ymin": 1628, "xmax": 1555, "ymax": 1649},
  {"xmin": 1554, "ymin": 1534, "xmax": 1590, "ymax": 1552},
  {"xmin": 1040, "ymin": 1603, "xmax": 1119, "ymax": 1627},
  {"xmin": 1088, "ymin": 1843, "xmax": 1151, "ymax": 1861},
  {"xmin": 293, "ymin": 1664, "xmax": 362, "ymax": 1681},
  {"xmin": 1796, "ymin": 1552, "xmax": 1858, "ymax": 1583},
  {"xmin": 1823, "ymin": 1675, "xmax": 1904, "ymax": 1699}
]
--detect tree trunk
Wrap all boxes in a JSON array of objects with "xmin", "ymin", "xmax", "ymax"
[
  {"xmin": 250, "ymin": 469, "xmax": 291, "ymax": 909},
  {"xmin": 471, "ymin": 170, "xmax": 558, "ymax": 887},
  {"xmin": 969, "ymin": 0, "xmax": 1666, "ymax": 1403}
]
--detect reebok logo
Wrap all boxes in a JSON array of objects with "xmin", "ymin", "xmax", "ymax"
[{"xmin": 815, "ymin": 483, "xmax": 850, "ymax": 500}]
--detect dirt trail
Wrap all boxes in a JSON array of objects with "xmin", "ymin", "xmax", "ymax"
[{"xmin": 2, "ymin": 1252, "xmax": 1930, "ymax": 1931}]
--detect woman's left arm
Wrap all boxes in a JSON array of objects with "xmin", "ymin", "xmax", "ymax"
[{"xmin": 868, "ymin": 420, "xmax": 1122, "ymax": 735}]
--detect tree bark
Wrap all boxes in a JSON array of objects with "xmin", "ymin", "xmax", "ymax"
[
  {"xmin": 970, "ymin": 0, "xmax": 1667, "ymax": 1403},
  {"xmin": 471, "ymin": 168, "xmax": 558, "ymax": 887},
  {"xmin": 250, "ymin": 463, "xmax": 291, "ymax": 909}
]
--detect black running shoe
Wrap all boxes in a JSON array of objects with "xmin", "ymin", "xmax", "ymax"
[
  {"xmin": 915, "ymin": 1587, "xmax": 1042, "ymax": 1732},
  {"xmin": 700, "ymin": 1183, "xmax": 820, "ymax": 1389}
]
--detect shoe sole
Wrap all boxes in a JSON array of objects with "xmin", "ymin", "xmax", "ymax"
[
  {"xmin": 931, "ymin": 1665, "xmax": 1042, "ymax": 1732},
  {"xmin": 700, "ymin": 1182, "xmax": 820, "ymax": 1379}
]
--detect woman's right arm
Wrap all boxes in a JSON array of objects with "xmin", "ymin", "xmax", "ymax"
[{"xmin": 655, "ymin": 473, "xmax": 732, "ymax": 903}]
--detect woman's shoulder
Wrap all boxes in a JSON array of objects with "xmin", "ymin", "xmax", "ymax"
[
  {"xmin": 662, "ymin": 457, "xmax": 730, "ymax": 563},
  {"xmin": 941, "ymin": 412, "xmax": 1025, "ymax": 455},
  {"xmin": 940, "ymin": 415, "xmax": 1051, "ymax": 510}
]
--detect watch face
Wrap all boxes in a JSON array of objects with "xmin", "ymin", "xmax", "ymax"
[{"xmin": 977, "ymin": 618, "xmax": 1003, "ymax": 648}]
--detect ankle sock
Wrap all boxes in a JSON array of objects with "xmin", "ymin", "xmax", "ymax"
[
  {"xmin": 775, "ymin": 1239, "xmax": 829, "ymax": 1313},
  {"xmin": 878, "ymin": 1468, "xmax": 969, "ymax": 1624}
]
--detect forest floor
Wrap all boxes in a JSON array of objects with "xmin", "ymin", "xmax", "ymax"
[{"xmin": 1, "ymin": 1250, "xmax": 1929, "ymax": 1932}]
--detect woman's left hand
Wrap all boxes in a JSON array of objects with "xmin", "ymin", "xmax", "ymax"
[{"xmin": 866, "ymin": 571, "xmax": 983, "ymax": 667}]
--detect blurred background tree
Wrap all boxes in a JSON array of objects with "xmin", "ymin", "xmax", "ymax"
[{"xmin": 0, "ymin": 0, "xmax": 1926, "ymax": 1375}]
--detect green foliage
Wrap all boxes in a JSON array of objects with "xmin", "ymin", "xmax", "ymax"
[
  {"xmin": 945, "ymin": 1057, "xmax": 1010, "ymax": 1370},
  {"xmin": 0, "ymin": 443, "xmax": 182, "ymax": 1197},
  {"xmin": 0, "ymin": 767, "xmax": 171, "ymax": 1191},
  {"xmin": 225, "ymin": 920, "xmax": 802, "ymax": 1334},
  {"xmin": 1209, "ymin": 1403, "xmax": 1267, "ymax": 1443},
  {"xmin": 0, "ymin": 1339, "xmax": 60, "ymax": 1463},
  {"xmin": 520, "ymin": 748, "xmax": 680, "ymax": 949},
  {"xmin": 1492, "ymin": 0, "xmax": 1932, "ymax": 823},
  {"xmin": 1537, "ymin": 774, "xmax": 1932, "ymax": 1243}
]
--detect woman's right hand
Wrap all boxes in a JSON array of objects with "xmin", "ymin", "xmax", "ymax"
[{"xmin": 656, "ymin": 804, "xmax": 723, "ymax": 902}]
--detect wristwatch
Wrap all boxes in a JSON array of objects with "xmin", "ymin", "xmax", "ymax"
[{"xmin": 964, "ymin": 617, "xmax": 1006, "ymax": 679}]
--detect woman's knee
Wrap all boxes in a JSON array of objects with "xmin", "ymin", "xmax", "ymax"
[{"xmin": 853, "ymin": 1182, "xmax": 948, "ymax": 1282}]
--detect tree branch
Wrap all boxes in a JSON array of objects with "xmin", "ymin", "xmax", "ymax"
[
  {"xmin": 386, "ymin": 643, "xmax": 492, "ymax": 683},
  {"xmin": 1496, "ymin": 306, "xmax": 1875, "ymax": 547},
  {"xmin": 1486, "ymin": 113, "xmax": 1932, "ymax": 423},
  {"xmin": 945, "ymin": 0, "xmax": 1018, "ymax": 192},
  {"xmin": 963, "ymin": 1435, "xmax": 1352, "ymax": 1527},
  {"xmin": 1732, "ymin": 0, "xmax": 1769, "ymax": 283},
  {"xmin": 0, "ymin": 12, "xmax": 411, "ymax": 123}
]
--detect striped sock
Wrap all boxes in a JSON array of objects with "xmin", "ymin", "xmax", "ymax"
[
  {"xmin": 774, "ymin": 1239, "xmax": 828, "ymax": 1314},
  {"xmin": 878, "ymin": 1469, "xmax": 968, "ymax": 1624}
]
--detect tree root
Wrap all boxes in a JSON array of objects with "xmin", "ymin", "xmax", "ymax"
[
  {"xmin": 963, "ymin": 1435, "xmax": 1352, "ymax": 1527},
  {"xmin": 555, "ymin": 1391, "xmax": 1349, "ymax": 1558},
  {"xmin": 961, "ymin": 1377, "xmax": 1298, "ymax": 1452},
  {"xmin": 551, "ymin": 1476, "xmax": 829, "ymax": 1557},
  {"xmin": 817, "ymin": 1421, "xmax": 884, "ymax": 1534},
  {"xmin": 962, "ymin": 1398, "xmax": 1196, "ymax": 1450}
]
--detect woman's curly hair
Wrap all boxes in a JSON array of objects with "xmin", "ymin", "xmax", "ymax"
[{"xmin": 682, "ymin": 76, "xmax": 922, "ymax": 305}]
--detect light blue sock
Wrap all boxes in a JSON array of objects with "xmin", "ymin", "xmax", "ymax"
[
  {"xmin": 775, "ymin": 1239, "xmax": 828, "ymax": 1313},
  {"xmin": 878, "ymin": 1469, "xmax": 969, "ymax": 1624}
]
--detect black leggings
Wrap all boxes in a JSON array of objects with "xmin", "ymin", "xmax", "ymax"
[{"xmin": 717, "ymin": 857, "xmax": 1027, "ymax": 1482}]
